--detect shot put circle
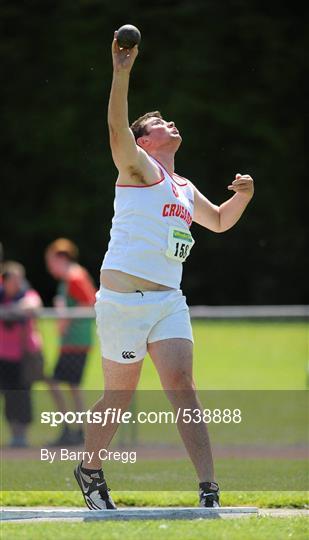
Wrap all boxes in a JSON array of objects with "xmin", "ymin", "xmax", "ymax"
[{"xmin": 117, "ymin": 24, "xmax": 141, "ymax": 49}]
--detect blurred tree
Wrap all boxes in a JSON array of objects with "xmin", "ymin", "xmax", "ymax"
[{"xmin": 1, "ymin": 0, "xmax": 306, "ymax": 304}]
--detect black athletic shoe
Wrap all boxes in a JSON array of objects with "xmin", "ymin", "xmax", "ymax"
[
  {"xmin": 74, "ymin": 462, "xmax": 117, "ymax": 510},
  {"xmin": 199, "ymin": 481, "xmax": 220, "ymax": 508}
]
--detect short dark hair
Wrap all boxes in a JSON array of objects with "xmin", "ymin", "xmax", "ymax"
[{"xmin": 130, "ymin": 111, "xmax": 162, "ymax": 141}]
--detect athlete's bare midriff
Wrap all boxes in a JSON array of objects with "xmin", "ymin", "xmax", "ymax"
[{"xmin": 100, "ymin": 269, "xmax": 174, "ymax": 292}]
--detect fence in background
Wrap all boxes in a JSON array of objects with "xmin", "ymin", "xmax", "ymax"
[{"xmin": 1, "ymin": 304, "xmax": 307, "ymax": 321}]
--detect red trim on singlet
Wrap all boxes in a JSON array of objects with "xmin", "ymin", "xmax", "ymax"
[
  {"xmin": 116, "ymin": 166, "xmax": 165, "ymax": 188},
  {"xmin": 172, "ymin": 173, "xmax": 188, "ymax": 186},
  {"xmin": 149, "ymin": 155, "xmax": 188, "ymax": 186}
]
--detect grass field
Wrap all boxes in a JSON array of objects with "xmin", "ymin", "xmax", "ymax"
[
  {"xmin": 1, "ymin": 459, "xmax": 308, "ymax": 491},
  {"xmin": 1, "ymin": 319, "xmax": 308, "ymax": 538},
  {"xmin": 38, "ymin": 319, "xmax": 308, "ymax": 390},
  {"xmin": 1, "ymin": 490, "xmax": 308, "ymax": 508},
  {"xmin": 2, "ymin": 516, "xmax": 309, "ymax": 540}
]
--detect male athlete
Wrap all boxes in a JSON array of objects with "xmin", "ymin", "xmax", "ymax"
[{"xmin": 74, "ymin": 32, "xmax": 254, "ymax": 510}]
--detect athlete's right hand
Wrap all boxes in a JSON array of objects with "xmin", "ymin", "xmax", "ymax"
[{"xmin": 112, "ymin": 31, "xmax": 138, "ymax": 73}]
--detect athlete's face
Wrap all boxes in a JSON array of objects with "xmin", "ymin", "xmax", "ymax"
[{"xmin": 138, "ymin": 117, "xmax": 182, "ymax": 151}]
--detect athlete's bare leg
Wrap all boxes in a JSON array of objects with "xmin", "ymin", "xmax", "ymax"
[
  {"xmin": 148, "ymin": 338, "xmax": 215, "ymax": 483},
  {"xmin": 82, "ymin": 357, "xmax": 143, "ymax": 469}
]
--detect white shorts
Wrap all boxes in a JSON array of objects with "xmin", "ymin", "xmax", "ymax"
[{"xmin": 95, "ymin": 286, "xmax": 193, "ymax": 363}]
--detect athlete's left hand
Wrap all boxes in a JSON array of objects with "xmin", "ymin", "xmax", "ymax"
[{"xmin": 227, "ymin": 174, "xmax": 254, "ymax": 200}]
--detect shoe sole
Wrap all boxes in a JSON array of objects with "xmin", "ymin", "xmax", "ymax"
[
  {"xmin": 74, "ymin": 466, "xmax": 117, "ymax": 511},
  {"xmin": 74, "ymin": 467, "xmax": 94, "ymax": 510}
]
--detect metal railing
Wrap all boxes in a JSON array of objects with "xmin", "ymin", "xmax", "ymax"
[{"xmin": 1, "ymin": 304, "xmax": 308, "ymax": 320}]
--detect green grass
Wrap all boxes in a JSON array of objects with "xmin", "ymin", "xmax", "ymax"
[
  {"xmin": 38, "ymin": 320, "xmax": 308, "ymax": 390},
  {"xmin": 1, "ymin": 490, "xmax": 308, "ymax": 508},
  {"xmin": 2, "ymin": 459, "xmax": 307, "ymax": 491},
  {"xmin": 2, "ymin": 517, "xmax": 309, "ymax": 540},
  {"xmin": 2, "ymin": 319, "xmax": 304, "ymax": 448},
  {"xmin": 1, "ymin": 320, "xmax": 308, "ymax": 517}
]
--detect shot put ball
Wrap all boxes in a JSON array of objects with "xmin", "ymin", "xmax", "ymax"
[{"xmin": 116, "ymin": 24, "xmax": 141, "ymax": 49}]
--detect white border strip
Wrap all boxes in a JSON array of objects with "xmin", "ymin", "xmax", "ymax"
[
  {"xmin": 0, "ymin": 305, "xmax": 307, "ymax": 320},
  {"xmin": 189, "ymin": 305, "xmax": 309, "ymax": 319},
  {"xmin": 1, "ymin": 506, "xmax": 259, "ymax": 522}
]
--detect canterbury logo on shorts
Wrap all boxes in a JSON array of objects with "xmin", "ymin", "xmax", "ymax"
[{"xmin": 122, "ymin": 351, "xmax": 136, "ymax": 359}]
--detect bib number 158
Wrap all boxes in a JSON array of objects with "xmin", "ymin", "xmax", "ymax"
[
  {"xmin": 166, "ymin": 226, "xmax": 195, "ymax": 262},
  {"xmin": 174, "ymin": 242, "xmax": 190, "ymax": 259}
]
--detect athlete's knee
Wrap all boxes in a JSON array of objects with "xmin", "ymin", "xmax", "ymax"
[
  {"xmin": 93, "ymin": 388, "xmax": 135, "ymax": 412},
  {"xmin": 162, "ymin": 368, "xmax": 195, "ymax": 391}
]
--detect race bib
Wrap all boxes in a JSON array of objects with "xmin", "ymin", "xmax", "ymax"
[{"xmin": 165, "ymin": 226, "xmax": 195, "ymax": 262}]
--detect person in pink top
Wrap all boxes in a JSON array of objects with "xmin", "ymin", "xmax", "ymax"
[{"xmin": 0, "ymin": 261, "xmax": 43, "ymax": 447}]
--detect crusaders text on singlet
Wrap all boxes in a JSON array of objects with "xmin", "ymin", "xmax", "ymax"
[{"xmin": 101, "ymin": 156, "xmax": 195, "ymax": 289}]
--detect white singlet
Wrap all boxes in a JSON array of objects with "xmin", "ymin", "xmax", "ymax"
[{"xmin": 101, "ymin": 156, "xmax": 195, "ymax": 289}]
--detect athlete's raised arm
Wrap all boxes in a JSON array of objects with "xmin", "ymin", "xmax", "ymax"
[
  {"xmin": 108, "ymin": 33, "xmax": 158, "ymax": 184},
  {"xmin": 192, "ymin": 174, "xmax": 254, "ymax": 232}
]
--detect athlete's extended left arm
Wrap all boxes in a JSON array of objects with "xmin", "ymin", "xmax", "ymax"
[{"xmin": 192, "ymin": 174, "xmax": 254, "ymax": 233}]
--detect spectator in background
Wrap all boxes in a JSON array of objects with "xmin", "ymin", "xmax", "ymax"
[
  {"xmin": 0, "ymin": 261, "xmax": 43, "ymax": 447},
  {"xmin": 0, "ymin": 242, "xmax": 3, "ymax": 275},
  {"xmin": 45, "ymin": 239, "xmax": 96, "ymax": 446},
  {"xmin": 0, "ymin": 242, "xmax": 4, "ymax": 286}
]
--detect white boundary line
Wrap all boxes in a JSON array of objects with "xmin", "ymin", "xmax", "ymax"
[
  {"xmin": 1, "ymin": 506, "xmax": 259, "ymax": 522},
  {"xmin": 2, "ymin": 507, "xmax": 308, "ymax": 523}
]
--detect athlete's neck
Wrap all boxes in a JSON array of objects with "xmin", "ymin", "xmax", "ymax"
[{"xmin": 149, "ymin": 151, "xmax": 175, "ymax": 177}]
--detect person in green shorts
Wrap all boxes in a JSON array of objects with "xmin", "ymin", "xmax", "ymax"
[{"xmin": 45, "ymin": 238, "xmax": 96, "ymax": 445}]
